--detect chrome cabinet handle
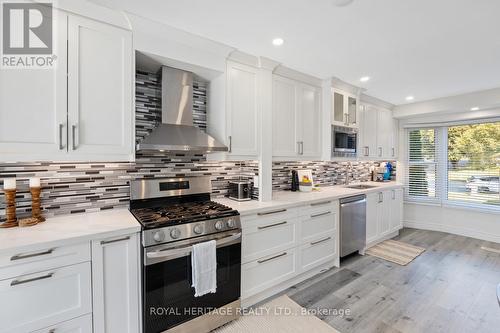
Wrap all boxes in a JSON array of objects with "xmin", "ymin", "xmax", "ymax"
[
  {"xmin": 311, "ymin": 200, "xmax": 331, "ymax": 207},
  {"xmin": 392, "ymin": 147, "xmax": 395, "ymax": 157},
  {"xmin": 258, "ymin": 221, "xmax": 287, "ymax": 230},
  {"xmin": 257, "ymin": 208, "xmax": 286, "ymax": 216},
  {"xmin": 311, "ymin": 237, "xmax": 332, "ymax": 246},
  {"xmin": 297, "ymin": 141, "xmax": 300, "ymax": 155},
  {"xmin": 311, "ymin": 211, "xmax": 331, "ymax": 218},
  {"xmin": 71, "ymin": 124, "xmax": 77, "ymax": 150},
  {"xmin": 11, "ymin": 248, "xmax": 55, "ymax": 261},
  {"xmin": 392, "ymin": 189, "xmax": 396, "ymax": 200},
  {"xmin": 11, "ymin": 272, "xmax": 54, "ymax": 286},
  {"xmin": 257, "ymin": 252, "xmax": 287, "ymax": 264},
  {"xmin": 100, "ymin": 236, "xmax": 130, "ymax": 245},
  {"xmin": 228, "ymin": 136, "xmax": 232, "ymax": 153},
  {"xmin": 58, "ymin": 123, "xmax": 65, "ymax": 150},
  {"xmin": 300, "ymin": 141, "xmax": 304, "ymax": 155},
  {"xmin": 378, "ymin": 192, "xmax": 383, "ymax": 203},
  {"xmin": 378, "ymin": 147, "xmax": 382, "ymax": 157},
  {"xmin": 363, "ymin": 146, "xmax": 369, "ymax": 156}
]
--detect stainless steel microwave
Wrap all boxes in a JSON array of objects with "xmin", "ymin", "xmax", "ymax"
[{"xmin": 332, "ymin": 125, "xmax": 358, "ymax": 157}]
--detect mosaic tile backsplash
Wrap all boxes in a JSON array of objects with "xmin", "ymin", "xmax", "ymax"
[{"xmin": 272, "ymin": 160, "xmax": 396, "ymax": 191}]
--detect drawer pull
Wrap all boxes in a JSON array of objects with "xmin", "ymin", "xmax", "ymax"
[
  {"xmin": 257, "ymin": 209, "xmax": 286, "ymax": 216},
  {"xmin": 257, "ymin": 252, "xmax": 287, "ymax": 264},
  {"xmin": 258, "ymin": 221, "xmax": 287, "ymax": 230},
  {"xmin": 311, "ymin": 211, "xmax": 331, "ymax": 218},
  {"xmin": 101, "ymin": 236, "xmax": 131, "ymax": 245},
  {"xmin": 11, "ymin": 272, "xmax": 54, "ymax": 286},
  {"xmin": 10, "ymin": 248, "xmax": 55, "ymax": 261},
  {"xmin": 311, "ymin": 237, "xmax": 332, "ymax": 246},
  {"xmin": 311, "ymin": 200, "xmax": 331, "ymax": 207}
]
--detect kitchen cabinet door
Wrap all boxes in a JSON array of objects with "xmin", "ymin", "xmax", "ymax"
[
  {"xmin": 359, "ymin": 104, "xmax": 379, "ymax": 158},
  {"xmin": 365, "ymin": 192, "xmax": 379, "ymax": 244},
  {"xmin": 298, "ymin": 83, "xmax": 321, "ymax": 158},
  {"xmin": 376, "ymin": 109, "xmax": 394, "ymax": 159},
  {"xmin": 0, "ymin": 11, "xmax": 68, "ymax": 162},
  {"xmin": 272, "ymin": 76, "xmax": 299, "ymax": 157},
  {"xmin": 332, "ymin": 91, "xmax": 345, "ymax": 125},
  {"xmin": 390, "ymin": 188, "xmax": 404, "ymax": 231},
  {"xmin": 92, "ymin": 233, "xmax": 140, "ymax": 333},
  {"xmin": 377, "ymin": 191, "xmax": 392, "ymax": 237},
  {"xmin": 67, "ymin": 14, "xmax": 134, "ymax": 161},
  {"xmin": 226, "ymin": 61, "xmax": 259, "ymax": 156}
]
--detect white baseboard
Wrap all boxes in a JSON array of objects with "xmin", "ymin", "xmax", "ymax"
[{"xmin": 403, "ymin": 220, "xmax": 500, "ymax": 244}]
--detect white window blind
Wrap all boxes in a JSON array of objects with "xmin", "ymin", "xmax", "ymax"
[
  {"xmin": 446, "ymin": 122, "xmax": 500, "ymax": 208},
  {"xmin": 406, "ymin": 128, "xmax": 440, "ymax": 203}
]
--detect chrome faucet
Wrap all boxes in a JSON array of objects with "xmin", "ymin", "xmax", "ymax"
[{"xmin": 345, "ymin": 162, "xmax": 352, "ymax": 185}]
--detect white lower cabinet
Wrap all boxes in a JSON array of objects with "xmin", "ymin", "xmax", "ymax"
[
  {"xmin": 32, "ymin": 315, "xmax": 93, "ymax": 333},
  {"xmin": 366, "ymin": 187, "xmax": 404, "ymax": 247},
  {"xmin": 0, "ymin": 262, "xmax": 92, "ymax": 333},
  {"xmin": 92, "ymin": 233, "xmax": 141, "ymax": 333},
  {"xmin": 241, "ymin": 201, "xmax": 338, "ymax": 306}
]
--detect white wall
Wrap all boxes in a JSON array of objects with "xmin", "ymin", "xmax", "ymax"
[
  {"xmin": 397, "ymin": 89, "xmax": 500, "ymax": 244},
  {"xmin": 404, "ymin": 203, "xmax": 500, "ymax": 243}
]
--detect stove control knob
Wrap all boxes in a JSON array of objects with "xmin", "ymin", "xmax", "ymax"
[
  {"xmin": 215, "ymin": 220, "xmax": 224, "ymax": 230},
  {"xmin": 169, "ymin": 228, "xmax": 181, "ymax": 239},
  {"xmin": 193, "ymin": 224, "xmax": 203, "ymax": 235},
  {"xmin": 226, "ymin": 218, "xmax": 236, "ymax": 229},
  {"xmin": 153, "ymin": 230, "xmax": 165, "ymax": 242}
]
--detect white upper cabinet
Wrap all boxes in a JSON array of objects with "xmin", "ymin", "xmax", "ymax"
[
  {"xmin": 226, "ymin": 61, "xmax": 259, "ymax": 156},
  {"xmin": 359, "ymin": 103, "xmax": 398, "ymax": 159},
  {"xmin": 298, "ymin": 83, "xmax": 321, "ymax": 157},
  {"xmin": 0, "ymin": 10, "xmax": 134, "ymax": 162},
  {"xmin": 272, "ymin": 75, "xmax": 321, "ymax": 159},
  {"xmin": 67, "ymin": 15, "xmax": 133, "ymax": 160},
  {"xmin": 0, "ymin": 11, "xmax": 68, "ymax": 161},
  {"xmin": 272, "ymin": 76, "xmax": 299, "ymax": 157},
  {"xmin": 332, "ymin": 89, "xmax": 358, "ymax": 128}
]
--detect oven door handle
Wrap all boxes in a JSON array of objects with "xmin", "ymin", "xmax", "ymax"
[{"xmin": 146, "ymin": 232, "xmax": 242, "ymax": 263}]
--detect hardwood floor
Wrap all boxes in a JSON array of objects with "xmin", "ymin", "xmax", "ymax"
[{"xmin": 286, "ymin": 228, "xmax": 500, "ymax": 333}]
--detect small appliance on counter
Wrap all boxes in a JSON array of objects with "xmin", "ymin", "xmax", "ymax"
[
  {"xmin": 229, "ymin": 180, "xmax": 252, "ymax": 201},
  {"xmin": 297, "ymin": 169, "xmax": 314, "ymax": 192}
]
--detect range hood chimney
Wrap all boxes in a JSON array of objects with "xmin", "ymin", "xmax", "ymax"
[{"xmin": 136, "ymin": 66, "xmax": 228, "ymax": 152}]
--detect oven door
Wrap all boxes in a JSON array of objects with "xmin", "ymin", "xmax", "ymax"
[{"xmin": 143, "ymin": 231, "xmax": 241, "ymax": 333}]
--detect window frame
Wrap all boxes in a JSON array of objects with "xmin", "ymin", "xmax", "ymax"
[{"xmin": 405, "ymin": 121, "xmax": 500, "ymax": 213}]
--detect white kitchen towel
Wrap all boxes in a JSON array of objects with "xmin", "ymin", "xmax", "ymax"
[{"xmin": 191, "ymin": 240, "xmax": 217, "ymax": 297}]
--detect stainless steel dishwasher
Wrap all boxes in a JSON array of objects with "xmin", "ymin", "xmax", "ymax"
[{"xmin": 340, "ymin": 194, "xmax": 366, "ymax": 257}]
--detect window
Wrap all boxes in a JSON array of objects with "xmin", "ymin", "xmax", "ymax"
[
  {"xmin": 447, "ymin": 122, "xmax": 500, "ymax": 207},
  {"xmin": 406, "ymin": 121, "xmax": 500, "ymax": 210},
  {"xmin": 407, "ymin": 128, "xmax": 439, "ymax": 202}
]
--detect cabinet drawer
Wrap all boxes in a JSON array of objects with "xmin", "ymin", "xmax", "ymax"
[
  {"xmin": 242, "ymin": 217, "xmax": 298, "ymax": 264},
  {"xmin": 243, "ymin": 206, "xmax": 298, "ymax": 223},
  {"xmin": 241, "ymin": 248, "xmax": 297, "ymax": 299},
  {"xmin": 299, "ymin": 233, "xmax": 336, "ymax": 272},
  {"xmin": 300, "ymin": 210, "xmax": 336, "ymax": 243},
  {"xmin": 300, "ymin": 200, "xmax": 337, "ymax": 217},
  {"xmin": 0, "ymin": 243, "xmax": 90, "ymax": 280},
  {"xmin": 0, "ymin": 262, "xmax": 92, "ymax": 333},
  {"xmin": 32, "ymin": 314, "xmax": 92, "ymax": 333}
]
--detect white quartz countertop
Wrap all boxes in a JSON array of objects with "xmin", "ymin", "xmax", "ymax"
[
  {"xmin": 0, "ymin": 209, "xmax": 141, "ymax": 255},
  {"xmin": 215, "ymin": 182, "xmax": 404, "ymax": 216}
]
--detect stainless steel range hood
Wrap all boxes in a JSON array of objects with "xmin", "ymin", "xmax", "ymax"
[{"xmin": 136, "ymin": 66, "xmax": 228, "ymax": 152}]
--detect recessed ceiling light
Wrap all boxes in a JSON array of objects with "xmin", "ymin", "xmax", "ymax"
[
  {"xmin": 470, "ymin": 107, "xmax": 479, "ymax": 111},
  {"xmin": 360, "ymin": 76, "xmax": 370, "ymax": 82},
  {"xmin": 405, "ymin": 96, "xmax": 414, "ymax": 101},
  {"xmin": 272, "ymin": 38, "xmax": 284, "ymax": 46}
]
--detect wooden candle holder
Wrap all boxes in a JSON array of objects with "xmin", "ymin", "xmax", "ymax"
[
  {"xmin": 1, "ymin": 189, "xmax": 18, "ymax": 228},
  {"xmin": 30, "ymin": 187, "xmax": 45, "ymax": 223}
]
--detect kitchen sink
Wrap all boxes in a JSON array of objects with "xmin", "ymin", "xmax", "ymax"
[{"xmin": 344, "ymin": 184, "xmax": 377, "ymax": 190}]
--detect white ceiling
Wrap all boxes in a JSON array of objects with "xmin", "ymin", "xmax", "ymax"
[{"xmin": 91, "ymin": 0, "xmax": 500, "ymax": 105}]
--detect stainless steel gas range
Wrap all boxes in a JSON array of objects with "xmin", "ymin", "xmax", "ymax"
[{"xmin": 129, "ymin": 176, "xmax": 242, "ymax": 333}]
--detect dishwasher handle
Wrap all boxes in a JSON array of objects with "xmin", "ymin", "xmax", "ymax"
[
  {"xmin": 340, "ymin": 194, "xmax": 366, "ymax": 205},
  {"xmin": 340, "ymin": 198, "xmax": 366, "ymax": 208}
]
